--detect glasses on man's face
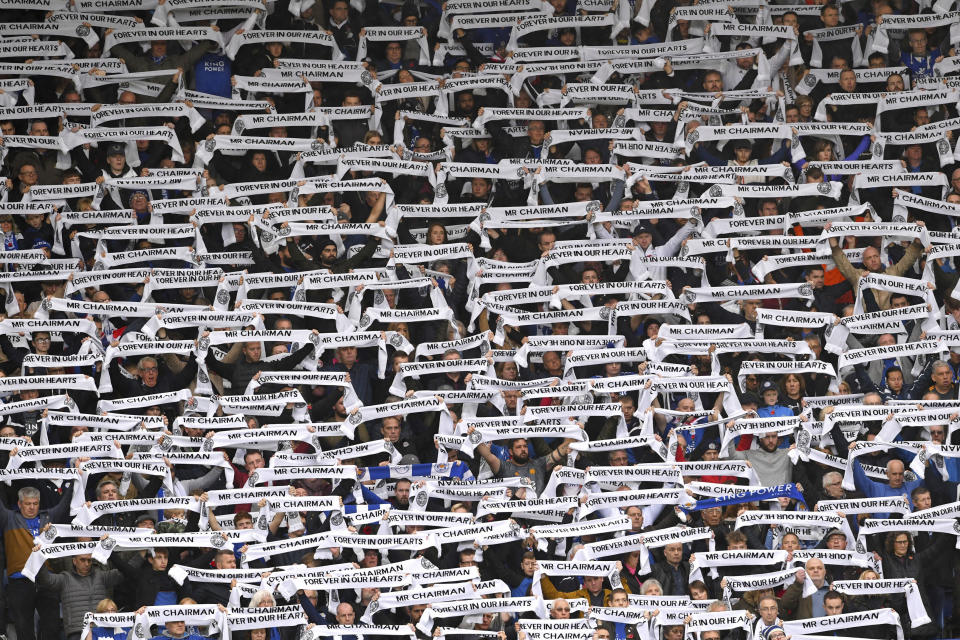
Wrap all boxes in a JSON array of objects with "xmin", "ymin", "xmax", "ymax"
[
  {"xmin": 140, "ymin": 366, "xmax": 158, "ymax": 372},
  {"xmin": 895, "ymin": 539, "xmax": 909, "ymax": 545},
  {"xmin": 554, "ymin": 607, "xmax": 570, "ymax": 613}
]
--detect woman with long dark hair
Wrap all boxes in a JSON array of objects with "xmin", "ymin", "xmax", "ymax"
[{"xmin": 874, "ymin": 531, "xmax": 949, "ymax": 637}]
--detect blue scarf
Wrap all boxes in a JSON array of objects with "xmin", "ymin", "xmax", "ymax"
[
  {"xmin": 359, "ymin": 461, "xmax": 471, "ymax": 481},
  {"xmin": 682, "ymin": 483, "xmax": 805, "ymax": 512}
]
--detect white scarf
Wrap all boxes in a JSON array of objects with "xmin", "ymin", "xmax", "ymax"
[
  {"xmin": 74, "ymin": 496, "xmax": 200, "ymax": 526},
  {"xmin": 417, "ymin": 597, "xmax": 547, "ymax": 634},
  {"xmin": 578, "ymin": 488, "xmax": 682, "ymax": 518},
  {"xmin": 22, "ymin": 541, "xmax": 99, "ymax": 580},
  {"xmin": 858, "ymin": 518, "xmax": 960, "ymax": 551},
  {"xmin": 783, "ymin": 608, "xmax": 904, "ymax": 640},
  {"xmin": 680, "ymin": 282, "xmax": 814, "ymax": 305},
  {"xmin": 833, "ymin": 579, "xmax": 929, "ymax": 627}
]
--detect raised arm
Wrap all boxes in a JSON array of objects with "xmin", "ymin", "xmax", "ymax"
[
  {"xmin": 924, "ymin": 458, "xmax": 957, "ymax": 506},
  {"xmin": 850, "ymin": 452, "xmax": 880, "ymax": 499},
  {"xmin": 828, "ymin": 232, "xmax": 863, "ymax": 289},
  {"xmin": 889, "ymin": 237, "xmax": 924, "ymax": 278},
  {"xmin": 179, "ymin": 466, "xmax": 223, "ymax": 495},
  {"xmin": 473, "ymin": 429, "xmax": 502, "ymax": 475},
  {"xmin": 657, "ymin": 221, "xmax": 696, "ymax": 259},
  {"xmin": 46, "ymin": 481, "xmax": 75, "ymax": 524},
  {"xmin": 167, "ymin": 352, "xmax": 199, "ymax": 390},
  {"xmin": 270, "ymin": 341, "xmax": 316, "ymax": 370},
  {"xmin": 285, "ymin": 239, "xmax": 324, "ymax": 271},
  {"xmin": 0, "ymin": 334, "xmax": 26, "ymax": 368},
  {"xmin": 204, "ymin": 349, "xmax": 235, "ymax": 378},
  {"xmin": 545, "ymin": 429, "xmax": 580, "ymax": 471}
]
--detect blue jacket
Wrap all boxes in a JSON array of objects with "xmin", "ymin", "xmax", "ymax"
[
  {"xmin": 851, "ymin": 458, "xmax": 923, "ymax": 518},
  {"xmin": 757, "ymin": 404, "xmax": 794, "ymax": 418},
  {"xmin": 149, "ymin": 634, "xmax": 210, "ymax": 640}
]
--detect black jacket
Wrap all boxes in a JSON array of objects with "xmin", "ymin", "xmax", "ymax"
[
  {"xmin": 205, "ymin": 342, "xmax": 315, "ymax": 397},
  {"xmin": 651, "ymin": 559, "xmax": 690, "ymax": 596}
]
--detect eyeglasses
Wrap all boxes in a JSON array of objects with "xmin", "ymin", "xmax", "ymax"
[
  {"xmin": 34, "ymin": 337, "xmax": 50, "ymax": 343},
  {"xmin": 140, "ymin": 366, "xmax": 158, "ymax": 372},
  {"xmin": 895, "ymin": 539, "xmax": 910, "ymax": 545},
  {"xmin": 19, "ymin": 170, "xmax": 37, "ymax": 177},
  {"xmin": 553, "ymin": 608, "xmax": 570, "ymax": 613}
]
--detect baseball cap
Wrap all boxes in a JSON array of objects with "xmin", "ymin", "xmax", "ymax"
[
  {"xmin": 705, "ymin": 441, "xmax": 719, "ymax": 451},
  {"xmin": 105, "ymin": 142, "xmax": 126, "ymax": 156},
  {"xmin": 398, "ymin": 454, "xmax": 420, "ymax": 465},
  {"xmin": 633, "ymin": 224, "xmax": 652, "ymax": 236},
  {"xmin": 825, "ymin": 528, "xmax": 846, "ymax": 541},
  {"xmin": 733, "ymin": 139, "xmax": 753, "ymax": 150},
  {"xmin": 32, "ymin": 239, "xmax": 51, "ymax": 250},
  {"xmin": 760, "ymin": 380, "xmax": 777, "ymax": 392}
]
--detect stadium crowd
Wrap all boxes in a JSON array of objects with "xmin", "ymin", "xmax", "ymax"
[{"xmin": 0, "ymin": 0, "xmax": 959, "ymax": 639}]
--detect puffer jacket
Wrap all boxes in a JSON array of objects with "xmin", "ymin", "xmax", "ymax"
[{"xmin": 37, "ymin": 565, "xmax": 125, "ymax": 634}]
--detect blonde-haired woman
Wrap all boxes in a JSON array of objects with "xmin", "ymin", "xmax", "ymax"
[
  {"xmin": 91, "ymin": 600, "xmax": 143, "ymax": 640},
  {"xmin": 845, "ymin": 568, "xmax": 888, "ymax": 615}
]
